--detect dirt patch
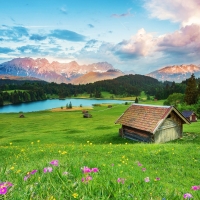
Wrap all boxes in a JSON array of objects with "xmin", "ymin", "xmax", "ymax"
[{"xmin": 50, "ymin": 106, "xmax": 93, "ymax": 112}]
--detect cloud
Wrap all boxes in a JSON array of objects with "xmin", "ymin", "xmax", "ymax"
[
  {"xmin": 0, "ymin": 47, "xmax": 14, "ymax": 53},
  {"xmin": 17, "ymin": 45, "xmax": 41, "ymax": 53},
  {"xmin": 50, "ymin": 29, "xmax": 86, "ymax": 42},
  {"xmin": 0, "ymin": 25, "xmax": 29, "ymax": 41},
  {"xmin": 30, "ymin": 34, "xmax": 47, "ymax": 41},
  {"xmin": 112, "ymin": 28, "xmax": 156, "ymax": 59},
  {"xmin": 157, "ymin": 24, "xmax": 200, "ymax": 60},
  {"xmin": 144, "ymin": 0, "xmax": 200, "ymax": 26},
  {"xmin": 111, "ymin": 9, "xmax": 133, "ymax": 18},
  {"xmin": 88, "ymin": 24, "xmax": 94, "ymax": 28},
  {"xmin": 59, "ymin": 6, "xmax": 68, "ymax": 14}
]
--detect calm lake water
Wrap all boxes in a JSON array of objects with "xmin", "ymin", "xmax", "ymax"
[{"xmin": 0, "ymin": 99, "xmax": 133, "ymax": 113}]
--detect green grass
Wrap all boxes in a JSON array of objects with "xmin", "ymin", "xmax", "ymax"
[{"xmin": 0, "ymin": 104, "xmax": 200, "ymax": 199}]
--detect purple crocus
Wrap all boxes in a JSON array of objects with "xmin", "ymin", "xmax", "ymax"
[
  {"xmin": 0, "ymin": 187, "xmax": 7, "ymax": 195},
  {"xmin": 31, "ymin": 170, "xmax": 37, "ymax": 175},
  {"xmin": 81, "ymin": 166, "xmax": 91, "ymax": 173},
  {"xmin": 50, "ymin": 160, "xmax": 59, "ymax": 166},
  {"xmin": 43, "ymin": 167, "xmax": 53, "ymax": 173},
  {"xmin": 191, "ymin": 186, "xmax": 200, "ymax": 190},
  {"xmin": 92, "ymin": 168, "xmax": 99, "ymax": 173},
  {"xmin": 183, "ymin": 193, "xmax": 193, "ymax": 199}
]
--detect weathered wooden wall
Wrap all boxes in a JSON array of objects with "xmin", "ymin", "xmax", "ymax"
[{"xmin": 154, "ymin": 111, "xmax": 182, "ymax": 143}]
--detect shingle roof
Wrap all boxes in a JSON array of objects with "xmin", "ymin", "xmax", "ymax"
[
  {"xmin": 182, "ymin": 110, "xmax": 195, "ymax": 118},
  {"xmin": 115, "ymin": 104, "xmax": 189, "ymax": 133}
]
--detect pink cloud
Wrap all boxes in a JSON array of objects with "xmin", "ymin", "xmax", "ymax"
[{"xmin": 144, "ymin": 0, "xmax": 200, "ymax": 26}]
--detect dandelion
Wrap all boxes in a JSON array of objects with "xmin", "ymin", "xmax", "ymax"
[
  {"xmin": 72, "ymin": 193, "xmax": 78, "ymax": 198},
  {"xmin": 0, "ymin": 187, "xmax": 7, "ymax": 195},
  {"xmin": 50, "ymin": 160, "xmax": 58, "ymax": 166},
  {"xmin": 191, "ymin": 186, "xmax": 200, "ymax": 190},
  {"xmin": 44, "ymin": 167, "xmax": 53, "ymax": 173},
  {"xmin": 183, "ymin": 193, "xmax": 193, "ymax": 199},
  {"xmin": 144, "ymin": 177, "xmax": 150, "ymax": 182}
]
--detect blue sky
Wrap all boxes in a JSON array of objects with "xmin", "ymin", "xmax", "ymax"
[{"xmin": 0, "ymin": 0, "xmax": 200, "ymax": 74}]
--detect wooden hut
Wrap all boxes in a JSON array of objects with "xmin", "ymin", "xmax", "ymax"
[
  {"xmin": 115, "ymin": 104, "xmax": 190, "ymax": 143},
  {"xmin": 182, "ymin": 111, "xmax": 197, "ymax": 122}
]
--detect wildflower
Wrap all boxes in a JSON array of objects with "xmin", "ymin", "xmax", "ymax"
[
  {"xmin": 155, "ymin": 177, "xmax": 160, "ymax": 181},
  {"xmin": 24, "ymin": 175, "xmax": 30, "ymax": 181},
  {"xmin": 142, "ymin": 168, "xmax": 146, "ymax": 172},
  {"xmin": 31, "ymin": 170, "xmax": 37, "ymax": 174},
  {"xmin": 191, "ymin": 185, "xmax": 200, "ymax": 190},
  {"xmin": 81, "ymin": 166, "xmax": 91, "ymax": 173},
  {"xmin": 37, "ymin": 140, "xmax": 40, "ymax": 143},
  {"xmin": 31, "ymin": 142, "xmax": 34, "ymax": 145},
  {"xmin": 117, "ymin": 178, "xmax": 126, "ymax": 184},
  {"xmin": 72, "ymin": 193, "xmax": 78, "ymax": 198},
  {"xmin": 63, "ymin": 171, "xmax": 69, "ymax": 175},
  {"xmin": 44, "ymin": 167, "xmax": 53, "ymax": 173},
  {"xmin": 137, "ymin": 162, "xmax": 142, "ymax": 166},
  {"xmin": 0, "ymin": 187, "xmax": 7, "ymax": 195},
  {"xmin": 183, "ymin": 193, "xmax": 193, "ymax": 199},
  {"xmin": 144, "ymin": 177, "xmax": 150, "ymax": 182},
  {"xmin": 50, "ymin": 160, "xmax": 58, "ymax": 166},
  {"xmin": 9, "ymin": 143, "xmax": 12, "ymax": 145},
  {"xmin": 92, "ymin": 168, "xmax": 99, "ymax": 173},
  {"xmin": 10, "ymin": 166, "xmax": 14, "ymax": 170}
]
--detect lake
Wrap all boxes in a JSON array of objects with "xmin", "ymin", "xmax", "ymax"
[{"xmin": 0, "ymin": 99, "xmax": 133, "ymax": 113}]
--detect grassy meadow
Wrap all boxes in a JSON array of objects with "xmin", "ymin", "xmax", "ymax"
[{"xmin": 0, "ymin": 103, "xmax": 200, "ymax": 199}]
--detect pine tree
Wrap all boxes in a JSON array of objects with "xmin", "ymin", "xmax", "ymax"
[{"xmin": 184, "ymin": 74, "xmax": 198, "ymax": 105}]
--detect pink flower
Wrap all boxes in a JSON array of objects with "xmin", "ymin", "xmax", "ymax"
[
  {"xmin": 31, "ymin": 170, "xmax": 37, "ymax": 174},
  {"xmin": 191, "ymin": 186, "xmax": 200, "ymax": 190},
  {"xmin": 138, "ymin": 162, "xmax": 142, "ymax": 166},
  {"xmin": 144, "ymin": 177, "xmax": 150, "ymax": 182},
  {"xmin": 24, "ymin": 175, "xmax": 30, "ymax": 181},
  {"xmin": 50, "ymin": 160, "xmax": 58, "ymax": 166},
  {"xmin": 142, "ymin": 168, "xmax": 146, "ymax": 172},
  {"xmin": 43, "ymin": 167, "xmax": 53, "ymax": 173},
  {"xmin": 0, "ymin": 187, "xmax": 7, "ymax": 195},
  {"xmin": 81, "ymin": 166, "xmax": 91, "ymax": 173},
  {"xmin": 155, "ymin": 177, "xmax": 160, "ymax": 181},
  {"xmin": 183, "ymin": 193, "xmax": 193, "ymax": 199},
  {"xmin": 92, "ymin": 168, "xmax": 99, "ymax": 173},
  {"xmin": 117, "ymin": 178, "xmax": 125, "ymax": 184},
  {"xmin": 81, "ymin": 176, "xmax": 92, "ymax": 183}
]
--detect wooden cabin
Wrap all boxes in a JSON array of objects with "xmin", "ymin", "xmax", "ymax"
[
  {"xmin": 115, "ymin": 104, "xmax": 190, "ymax": 143},
  {"xmin": 182, "ymin": 111, "xmax": 197, "ymax": 122}
]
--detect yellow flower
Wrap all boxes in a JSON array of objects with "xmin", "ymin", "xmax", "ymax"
[
  {"xmin": 37, "ymin": 140, "xmax": 40, "ymax": 143},
  {"xmin": 72, "ymin": 193, "xmax": 78, "ymax": 198},
  {"xmin": 31, "ymin": 142, "xmax": 34, "ymax": 145},
  {"xmin": 10, "ymin": 166, "xmax": 14, "ymax": 170},
  {"xmin": 10, "ymin": 142, "xmax": 12, "ymax": 145},
  {"xmin": 16, "ymin": 170, "xmax": 21, "ymax": 173}
]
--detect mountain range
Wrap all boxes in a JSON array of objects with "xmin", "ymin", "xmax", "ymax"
[
  {"xmin": 0, "ymin": 57, "xmax": 200, "ymax": 84},
  {"xmin": 0, "ymin": 58, "xmax": 124, "ymax": 84},
  {"xmin": 147, "ymin": 64, "xmax": 200, "ymax": 82}
]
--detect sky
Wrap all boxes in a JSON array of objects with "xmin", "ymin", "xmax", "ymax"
[{"xmin": 0, "ymin": 0, "xmax": 200, "ymax": 74}]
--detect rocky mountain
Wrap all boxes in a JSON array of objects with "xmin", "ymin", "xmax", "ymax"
[
  {"xmin": 71, "ymin": 69, "xmax": 124, "ymax": 85},
  {"xmin": 147, "ymin": 64, "xmax": 200, "ymax": 82},
  {"xmin": 0, "ymin": 57, "xmax": 118, "ymax": 84}
]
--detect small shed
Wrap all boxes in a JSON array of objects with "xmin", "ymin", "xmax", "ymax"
[
  {"xmin": 115, "ymin": 104, "xmax": 190, "ymax": 143},
  {"xmin": 182, "ymin": 111, "xmax": 197, "ymax": 122}
]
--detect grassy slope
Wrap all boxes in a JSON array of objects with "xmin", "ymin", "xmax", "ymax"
[{"xmin": 0, "ymin": 104, "xmax": 200, "ymax": 199}]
